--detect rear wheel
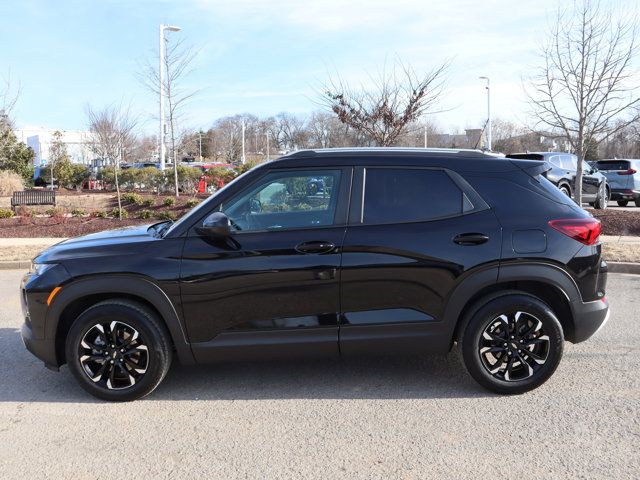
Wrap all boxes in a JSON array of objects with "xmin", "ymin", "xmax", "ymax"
[
  {"xmin": 558, "ymin": 184, "xmax": 571, "ymax": 197},
  {"xmin": 635, "ymin": 198, "xmax": 640, "ymax": 207},
  {"xmin": 617, "ymin": 200, "xmax": 628, "ymax": 207},
  {"xmin": 593, "ymin": 185, "xmax": 608, "ymax": 209},
  {"xmin": 65, "ymin": 300, "xmax": 172, "ymax": 401},
  {"xmin": 461, "ymin": 294, "xmax": 564, "ymax": 394}
]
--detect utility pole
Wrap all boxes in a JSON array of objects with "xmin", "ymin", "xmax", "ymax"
[
  {"xmin": 479, "ymin": 76, "xmax": 491, "ymax": 150},
  {"xmin": 158, "ymin": 24, "xmax": 181, "ymax": 171},
  {"xmin": 266, "ymin": 132, "xmax": 270, "ymax": 161},
  {"xmin": 424, "ymin": 126, "xmax": 428, "ymax": 148},
  {"xmin": 241, "ymin": 119, "xmax": 246, "ymax": 164},
  {"xmin": 198, "ymin": 131, "xmax": 203, "ymax": 161}
]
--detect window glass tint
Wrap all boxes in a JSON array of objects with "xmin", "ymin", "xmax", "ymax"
[
  {"xmin": 363, "ymin": 168, "xmax": 463, "ymax": 224},
  {"xmin": 222, "ymin": 170, "xmax": 341, "ymax": 231},
  {"xmin": 549, "ymin": 155, "xmax": 562, "ymax": 167},
  {"xmin": 595, "ymin": 160, "xmax": 630, "ymax": 171}
]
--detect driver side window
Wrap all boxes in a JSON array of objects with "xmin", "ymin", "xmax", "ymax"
[{"xmin": 221, "ymin": 169, "xmax": 342, "ymax": 232}]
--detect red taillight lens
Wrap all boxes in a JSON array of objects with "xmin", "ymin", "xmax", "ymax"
[
  {"xmin": 548, "ymin": 218, "xmax": 601, "ymax": 245},
  {"xmin": 617, "ymin": 168, "xmax": 637, "ymax": 175}
]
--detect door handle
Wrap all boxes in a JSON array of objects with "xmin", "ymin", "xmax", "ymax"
[
  {"xmin": 295, "ymin": 241, "xmax": 336, "ymax": 254},
  {"xmin": 453, "ymin": 233, "xmax": 489, "ymax": 246}
]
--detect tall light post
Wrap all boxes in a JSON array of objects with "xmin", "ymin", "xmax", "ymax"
[
  {"xmin": 479, "ymin": 76, "xmax": 491, "ymax": 150},
  {"xmin": 266, "ymin": 131, "xmax": 270, "ymax": 161},
  {"xmin": 159, "ymin": 24, "xmax": 181, "ymax": 171},
  {"xmin": 241, "ymin": 119, "xmax": 246, "ymax": 164}
]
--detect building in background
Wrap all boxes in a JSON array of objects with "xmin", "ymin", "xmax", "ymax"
[{"xmin": 14, "ymin": 128, "xmax": 93, "ymax": 166}]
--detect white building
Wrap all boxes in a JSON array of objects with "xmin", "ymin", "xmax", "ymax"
[{"xmin": 15, "ymin": 128, "xmax": 93, "ymax": 166}]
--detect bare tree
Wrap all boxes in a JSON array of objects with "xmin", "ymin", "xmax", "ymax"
[
  {"xmin": 527, "ymin": 0, "xmax": 640, "ymax": 204},
  {"xmin": 85, "ymin": 104, "xmax": 139, "ymax": 219},
  {"xmin": 318, "ymin": 59, "xmax": 449, "ymax": 146},
  {"xmin": 139, "ymin": 38, "xmax": 200, "ymax": 196}
]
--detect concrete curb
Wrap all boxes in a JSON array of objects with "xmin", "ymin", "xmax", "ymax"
[{"xmin": 1, "ymin": 259, "xmax": 639, "ymax": 274}]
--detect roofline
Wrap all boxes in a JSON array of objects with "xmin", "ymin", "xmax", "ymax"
[{"xmin": 282, "ymin": 147, "xmax": 497, "ymax": 158}]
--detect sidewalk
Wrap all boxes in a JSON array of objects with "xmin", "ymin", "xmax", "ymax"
[{"xmin": 600, "ymin": 235, "xmax": 640, "ymax": 244}]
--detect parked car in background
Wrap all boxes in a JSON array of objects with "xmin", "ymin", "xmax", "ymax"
[
  {"xmin": 21, "ymin": 148, "xmax": 609, "ymax": 401},
  {"xmin": 506, "ymin": 152, "xmax": 609, "ymax": 209},
  {"xmin": 593, "ymin": 159, "xmax": 640, "ymax": 207}
]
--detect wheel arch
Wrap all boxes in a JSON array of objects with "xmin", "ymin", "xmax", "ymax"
[
  {"xmin": 47, "ymin": 275, "xmax": 195, "ymax": 367},
  {"xmin": 445, "ymin": 262, "xmax": 580, "ymax": 347}
]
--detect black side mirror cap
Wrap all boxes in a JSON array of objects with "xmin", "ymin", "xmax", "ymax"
[{"xmin": 197, "ymin": 211, "xmax": 231, "ymax": 237}]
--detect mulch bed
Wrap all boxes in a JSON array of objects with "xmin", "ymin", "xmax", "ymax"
[
  {"xmin": 591, "ymin": 209, "xmax": 640, "ymax": 236},
  {"xmin": 0, "ymin": 217, "xmax": 152, "ymax": 238}
]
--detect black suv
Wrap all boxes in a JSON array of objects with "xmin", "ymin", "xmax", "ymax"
[
  {"xmin": 21, "ymin": 148, "xmax": 609, "ymax": 401},
  {"xmin": 506, "ymin": 152, "xmax": 609, "ymax": 208}
]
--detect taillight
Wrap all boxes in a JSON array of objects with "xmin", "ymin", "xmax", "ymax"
[
  {"xmin": 617, "ymin": 168, "xmax": 637, "ymax": 175},
  {"xmin": 548, "ymin": 218, "xmax": 601, "ymax": 245}
]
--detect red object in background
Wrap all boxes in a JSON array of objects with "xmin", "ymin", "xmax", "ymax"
[{"xmin": 198, "ymin": 175, "xmax": 207, "ymax": 194}]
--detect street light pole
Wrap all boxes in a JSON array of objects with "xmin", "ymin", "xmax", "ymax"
[
  {"xmin": 241, "ymin": 119, "xmax": 246, "ymax": 164},
  {"xmin": 266, "ymin": 132, "xmax": 270, "ymax": 161},
  {"xmin": 198, "ymin": 131, "xmax": 203, "ymax": 161},
  {"xmin": 424, "ymin": 125, "xmax": 428, "ymax": 148},
  {"xmin": 159, "ymin": 24, "xmax": 181, "ymax": 171},
  {"xmin": 479, "ymin": 76, "xmax": 491, "ymax": 150}
]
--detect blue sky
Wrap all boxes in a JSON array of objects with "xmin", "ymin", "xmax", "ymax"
[{"xmin": 0, "ymin": 0, "xmax": 629, "ymax": 134}]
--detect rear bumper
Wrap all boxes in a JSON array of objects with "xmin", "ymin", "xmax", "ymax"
[
  {"xmin": 610, "ymin": 189, "xmax": 639, "ymax": 200},
  {"xmin": 570, "ymin": 297, "xmax": 610, "ymax": 343}
]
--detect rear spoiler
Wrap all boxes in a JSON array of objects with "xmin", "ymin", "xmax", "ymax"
[{"xmin": 508, "ymin": 159, "xmax": 552, "ymax": 178}]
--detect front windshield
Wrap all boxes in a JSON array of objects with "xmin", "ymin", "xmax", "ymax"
[{"xmin": 162, "ymin": 169, "xmax": 253, "ymax": 237}]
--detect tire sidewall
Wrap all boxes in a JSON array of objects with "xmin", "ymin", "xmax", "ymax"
[
  {"xmin": 461, "ymin": 294, "xmax": 564, "ymax": 394},
  {"xmin": 65, "ymin": 302, "xmax": 171, "ymax": 402}
]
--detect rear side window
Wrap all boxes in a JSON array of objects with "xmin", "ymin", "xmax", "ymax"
[
  {"xmin": 596, "ymin": 160, "xmax": 630, "ymax": 171},
  {"xmin": 363, "ymin": 168, "xmax": 463, "ymax": 224},
  {"xmin": 561, "ymin": 155, "xmax": 577, "ymax": 170}
]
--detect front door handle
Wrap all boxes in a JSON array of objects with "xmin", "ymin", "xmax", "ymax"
[
  {"xmin": 453, "ymin": 233, "xmax": 489, "ymax": 246},
  {"xmin": 295, "ymin": 241, "xmax": 336, "ymax": 254}
]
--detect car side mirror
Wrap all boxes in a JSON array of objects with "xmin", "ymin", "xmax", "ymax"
[{"xmin": 197, "ymin": 211, "xmax": 231, "ymax": 237}]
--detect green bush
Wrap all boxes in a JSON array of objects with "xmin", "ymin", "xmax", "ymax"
[
  {"xmin": 71, "ymin": 208, "xmax": 86, "ymax": 217},
  {"xmin": 163, "ymin": 197, "xmax": 175, "ymax": 207},
  {"xmin": 138, "ymin": 209, "xmax": 152, "ymax": 219},
  {"xmin": 0, "ymin": 208, "xmax": 15, "ymax": 218},
  {"xmin": 111, "ymin": 207, "xmax": 129, "ymax": 219},
  {"xmin": 141, "ymin": 198, "xmax": 155, "ymax": 208},
  {"xmin": 156, "ymin": 211, "xmax": 177, "ymax": 221},
  {"xmin": 121, "ymin": 192, "xmax": 143, "ymax": 205},
  {"xmin": 186, "ymin": 199, "xmax": 199, "ymax": 208},
  {"xmin": 92, "ymin": 210, "xmax": 108, "ymax": 218}
]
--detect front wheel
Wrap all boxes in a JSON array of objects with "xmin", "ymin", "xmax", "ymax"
[
  {"xmin": 461, "ymin": 294, "xmax": 564, "ymax": 394},
  {"xmin": 65, "ymin": 300, "xmax": 172, "ymax": 401},
  {"xmin": 558, "ymin": 184, "xmax": 571, "ymax": 197}
]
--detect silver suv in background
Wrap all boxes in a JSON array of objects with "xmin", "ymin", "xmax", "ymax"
[{"xmin": 594, "ymin": 159, "xmax": 640, "ymax": 207}]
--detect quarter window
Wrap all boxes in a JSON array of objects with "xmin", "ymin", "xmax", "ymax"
[
  {"xmin": 221, "ymin": 170, "xmax": 341, "ymax": 231},
  {"xmin": 363, "ymin": 168, "xmax": 464, "ymax": 224}
]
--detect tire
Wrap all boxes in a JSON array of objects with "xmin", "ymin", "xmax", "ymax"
[
  {"xmin": 461, "ymin": 293, "xmax": 564, "ymax": 395},
  {"xmin": 617, "ymin": 200, "xmax": 628, "ymax": 207},
  {"xmin": 635, "ymin": 198, "xmax": 640, "ymax": 208},
  {"xmin": 558, "ymin": 184, "xmax": 571, "ymax": 197},
  {"xmin": 65, "ymin": 300, "xmax": 172, "ymax": 401},
  {"xmin": 593, "ymin": 186, "xmax": 608, "ymax": 210}
]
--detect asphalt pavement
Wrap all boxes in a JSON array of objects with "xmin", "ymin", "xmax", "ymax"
[{"xmin": 0, "ymin": 270, "xmax": 638, "ymax": 479}]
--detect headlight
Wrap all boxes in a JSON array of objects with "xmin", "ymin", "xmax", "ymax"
[{"xmin": 30, "ymin": 263, "xmax": 56, "ymax": 276}]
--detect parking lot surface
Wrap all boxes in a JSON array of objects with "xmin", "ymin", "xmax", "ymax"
[{"xmin": 0, "ymin": 270, "xmax": 638, "ymax": 479}]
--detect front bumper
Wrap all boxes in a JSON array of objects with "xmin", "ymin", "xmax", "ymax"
[
  {"xmin": 570, "ymin": 297, "xmax": 610, "ymax": 343},
  {"xmin": 21, "ymin": 321, "xmax": 59, "ymax": 370}
]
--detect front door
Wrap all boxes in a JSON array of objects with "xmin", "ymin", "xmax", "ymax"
[{"xmin": 180, "ymin": 167, "xmax": 351, "ymax": 363}]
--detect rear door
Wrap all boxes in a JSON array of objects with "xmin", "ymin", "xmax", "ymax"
[{"xmin": 339, "ymin": 165, "xmax": 502, "ymax": 356}]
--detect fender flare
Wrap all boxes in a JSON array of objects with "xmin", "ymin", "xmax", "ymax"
[
  {"xmin": 441, "ymin": 262, "xmax": 580, "ymax": 344},
  {"xmin": 46, "ymin": 275, "xmax": 195, "ymax": 365}
]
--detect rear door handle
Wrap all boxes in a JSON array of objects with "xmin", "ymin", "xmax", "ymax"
[
  {"xmin": 453, "ymin": 233, "xmax": 489, "ymax": 246},
  {"xmin": 295, "ymin": 241, "xmax": 336, "ymax": 254}
]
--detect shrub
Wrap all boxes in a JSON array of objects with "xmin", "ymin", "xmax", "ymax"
[
  {"xmin": 163, "ymin": 197, "xmax": 175, "ymax": 207},
  {"xmin": 71, "ymin": 208, "xmax": 86, "ymax": 217},
  {"xmin": 45, "ymin": 207, "xmax": 65, "ymax": 217},
  {"xmin": 0, "ymin": 208, "xmax": 15, "ymax": 218},
  {"xmin": 0, "ymin": 170, "xmax": 25, "ymax": 196},
  {"xmin": 92, "ymin": 210, "xmax": 108, "ymax": 218},
  {"xmin": 121, "ymin": 192, "xmax": 143, "ymax": 205},
  {"xmin": 16, "ymin": 206, "xmax": 34, "ymax": 217},
  {"xmin": 186, "ymin": 199, "xmax": 199, "ymax": 208},
  {"xmin": 111, "ymin": 207, "xmax": 129, "ymax": 219},
  {"xmin": 141, "ymin": 198, "xmax": 154, "ymax": 208},
  {"xmin": 138, "ymin": 209, "xmax": 152, "ymax": 219},
  {"xmin": 156, "ymin": 211, "xmax": 177, "ymax": 221}
]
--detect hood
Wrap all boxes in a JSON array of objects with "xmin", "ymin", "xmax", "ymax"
[{"xmin": 34, "ymin": 223, "xmax": 161, "ymax": 263}]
